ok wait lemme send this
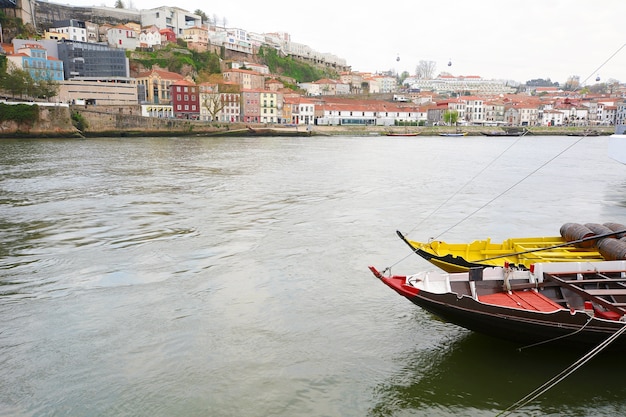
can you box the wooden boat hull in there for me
[369,262,626,349]
[398,231,614,273]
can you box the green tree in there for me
[114,0,125,9]
[443,109,459,126]
[1,68,31,99]
[194,9,209,24]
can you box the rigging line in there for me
[497,324,626,417]
[517,316,594,351]
[579,42,626,87]
[404,136,525,238]
[433,136,586,240]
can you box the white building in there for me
[107,25,139,50]
[139,26,161,48]
[50,19,87,42]
[140,6,201,38]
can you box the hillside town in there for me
[1,0,626,132]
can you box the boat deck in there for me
[479,291,563,312]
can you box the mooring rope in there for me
[517,316,594,351]
[496,324,626,416]
[404,136,525,238]
[433,136,586,240]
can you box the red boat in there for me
[369,260,626,350]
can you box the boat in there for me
[244,126,313,137]
[481,131,526,137]
[439,132,467,137]
[397,222,626,273]
[368,259,626,349]
[385,132,419,137]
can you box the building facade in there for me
[171,79,200,118]
[135,68,183,104]
[56,39,128,79]
[7,43,64,81]
[140,6,201,38]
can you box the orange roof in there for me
[135,68,184,80]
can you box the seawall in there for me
[0,103,616,138]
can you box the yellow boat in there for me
[398,223,626,273]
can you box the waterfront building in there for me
[259,91,280,123]
[141,104,174,118]
[171,79,200,119]
[58,77,139,105]
[6,43,64,81]
[56,39,129,79]
[135,68,184,104]
[615,101,626,133]
[198,83,241,122]
[241,90,261,123]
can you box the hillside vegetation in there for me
[129,42,338,83]
[257,46,339,82]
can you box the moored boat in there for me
[481,131,526,137]
[398,222,626,273]
[369,260,626,349]
[439,132,467,137]
[385,132,419,137]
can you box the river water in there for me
[0,135,625,417]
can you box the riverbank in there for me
[0,103,615,138]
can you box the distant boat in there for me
[481,131,526,137]
[385,132,419,137]
[439,132,467,137]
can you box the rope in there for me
[497,323,626,416]
[517,316,594,351]
[433,136,585,240]
[404,136,525,238]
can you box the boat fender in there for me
[584,301,594,317]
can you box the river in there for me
[0,135,625,417]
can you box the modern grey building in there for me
[56,39,129,79]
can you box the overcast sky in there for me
[67,0,626,85]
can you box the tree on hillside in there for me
[195,9,209,24]
[415,60,436,79]
[564,75,580,91]
[114,0,125,9]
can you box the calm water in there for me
[0,135,625,417]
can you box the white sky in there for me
[67,0,626,85]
